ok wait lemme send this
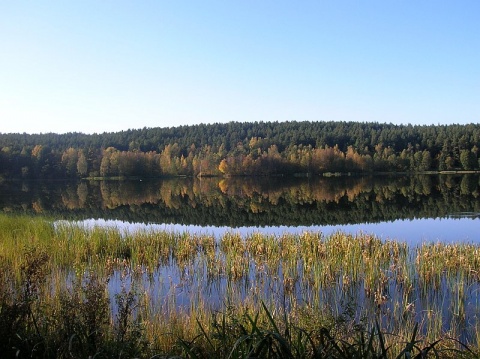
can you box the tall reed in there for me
[0,213,479,357]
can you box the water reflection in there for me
[3,175,480,341]
[3,174,476,243]
[74,216,480,246]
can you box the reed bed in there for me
[0,213,479,358]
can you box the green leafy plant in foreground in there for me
[178,302,475,359]
[0,247,49,357]
[2,216,480,358]
[1,253,479,358]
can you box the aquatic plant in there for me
[1,213,480,357]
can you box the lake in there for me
[2,174,480,347]
[1,174,479,244]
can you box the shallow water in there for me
[75,215,480,246]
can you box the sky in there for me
[1,1,479,134]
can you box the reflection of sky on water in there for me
[77,216,480,246]
[72,216,480,343]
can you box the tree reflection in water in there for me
[1,174,479,243]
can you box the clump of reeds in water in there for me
[0,213,480,358]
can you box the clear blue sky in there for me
[1,1,479,134]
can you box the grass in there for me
[0,213,480,358]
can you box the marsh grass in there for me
[1,213,480,357]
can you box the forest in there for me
[1,121,480,179]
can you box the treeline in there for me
[1,121,480,179]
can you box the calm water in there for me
[3,174,480,341]
[1,174,479,244]
[77,216,480,246]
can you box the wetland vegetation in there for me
[1,214,480,358]
[2,135,480,356]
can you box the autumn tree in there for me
[77,151,88,177]
[61,148,79,177]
